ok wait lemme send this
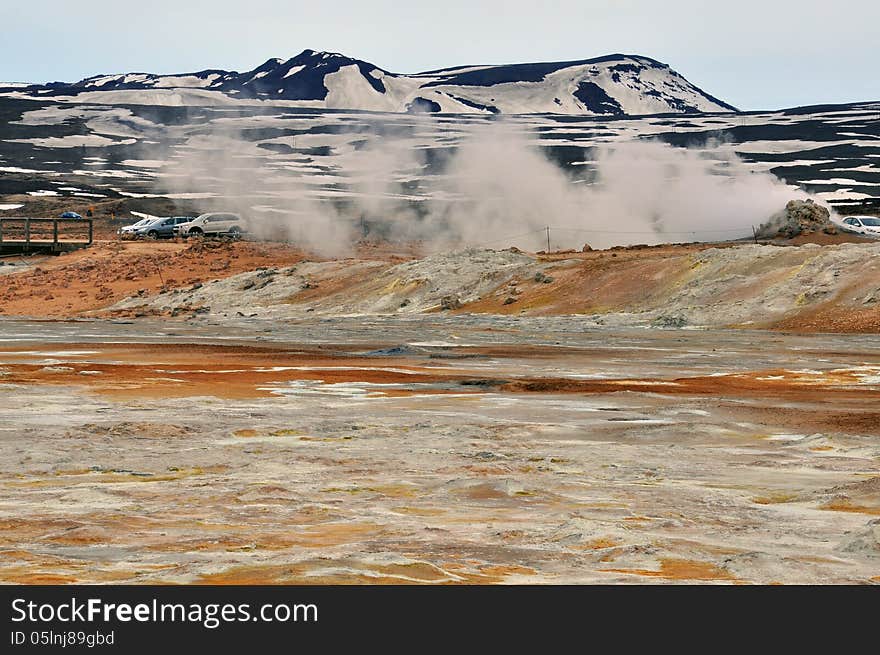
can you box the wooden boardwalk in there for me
[0,217,93,256]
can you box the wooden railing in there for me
[0,218,93,254]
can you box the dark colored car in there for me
[138,216,195,239]
[60,211,83,219]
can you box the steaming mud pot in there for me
[0,317,878,584]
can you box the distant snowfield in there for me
[0,166,51,174]
[14,106,110,125]
[72,169,139,179]
[116,191,219,199]
[0,203,24,210]
[152,74,220,89]
[801,178,878,186]
[120,160,166,168]
[816,189,875,200]
[828,164,880,173]
[770,160,838,167]
[728,140,855,154]
[5,135,137,148]
[45,89,244,107]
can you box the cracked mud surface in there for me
[1,316,878,584]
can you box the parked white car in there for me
[839,215,880,237]
[175,212,246,238]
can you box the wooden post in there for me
[24,219,30,254]
[88,219,93,245]
[546,226,550,253]
[53,219,59,245]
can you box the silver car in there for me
[135,216,194,239]
[175,212,246,238]
[117,217,159,239]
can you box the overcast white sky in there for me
[2,0,878,110]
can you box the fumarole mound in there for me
[758,199,836,238]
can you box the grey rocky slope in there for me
[108,242,880,330]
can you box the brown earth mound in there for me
[0,240,306,317]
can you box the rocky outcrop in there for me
[758,199,836,238]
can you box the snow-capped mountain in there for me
[4,50,737,116]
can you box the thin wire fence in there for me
[472,224,755,249]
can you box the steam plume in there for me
[151,116,816,252]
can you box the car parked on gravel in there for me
[174,212,246,238]
[137,216,196,239]
[840,216,880,237]
[60,211,83,219]
[117,216,160,239]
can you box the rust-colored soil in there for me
[0,343,463,399]
[462,247,696,316]
[502,369,880,406]
[773,301,880,333]
[3,343,879,408]
[0,240,306,317]
[195,560,537,585]
[604,558,738,581]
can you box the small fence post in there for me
[24,219,30,254]
[53,219,59,245]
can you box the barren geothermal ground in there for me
[0,301,879,584]
[2,53,879,587]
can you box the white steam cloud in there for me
[153,117,814,253]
